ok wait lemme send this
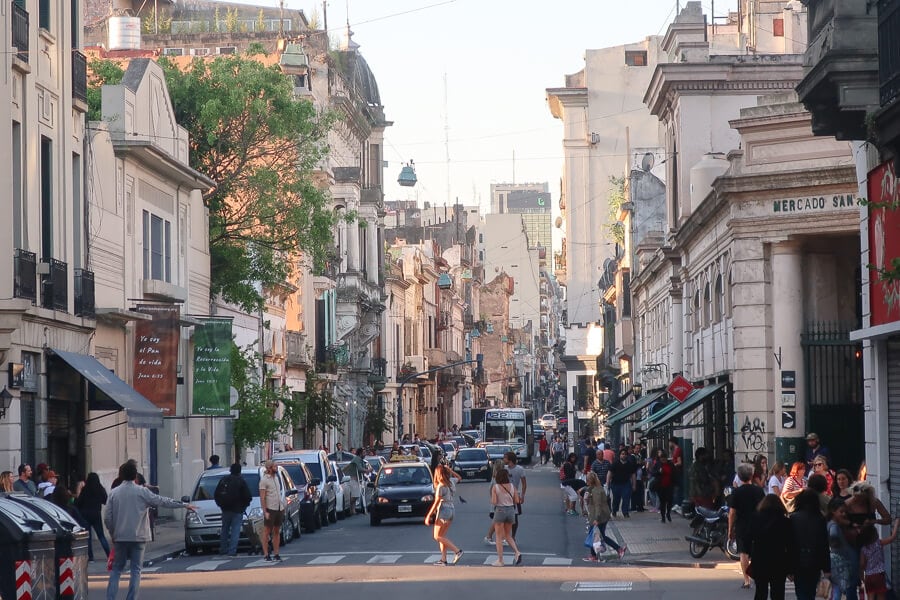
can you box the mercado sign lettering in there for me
[772,193,856,214]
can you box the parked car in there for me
[332,462,355,519]
[451,447,492,481]
[368,462,435,526]
[182,465,302,555]
[540,413,557,429]
[364,455,387,478]
[273,460,323,533]
[460,429,481,443]
[273,449,339,524]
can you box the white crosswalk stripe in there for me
[307,555,344,565]
[186,560,227,571]
[542,557,572,566]
[367,554,401,564]
[424,554,444,563]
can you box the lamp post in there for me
[0,387,12,419]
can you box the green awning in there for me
[605,389,668,426]
[634,398,681,431]
[644,382,728,435]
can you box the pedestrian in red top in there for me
[539,437,549,465]
[652,450,675,522]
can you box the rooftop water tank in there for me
[689,153,729,211]
[108,16,141,51]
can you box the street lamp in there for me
[632,383,643,398]
[0,387,13,420]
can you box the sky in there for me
[286,0,739,216]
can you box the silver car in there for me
[181,465,302,555]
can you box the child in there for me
[859,518,900,600]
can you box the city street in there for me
[89,463,745,598]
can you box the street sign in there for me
[667,375,694,403]
[782,410,796,429]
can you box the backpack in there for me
[214,475,240,510]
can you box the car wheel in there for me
[369,514,380,526]
[281,516,293,545]
[186,543,200,556]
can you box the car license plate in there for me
[464,470,476,475]
[398,505,412,513]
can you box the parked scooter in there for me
[684,488,739,560]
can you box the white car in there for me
[439,441,458,462]
[540,413,557,429]
[332,462,355,519]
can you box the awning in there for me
[644,382,728,435]
[605,389,668,426]
[50,349,164,429]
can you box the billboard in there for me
[506,190,551,213]
[133,305,180,415]
[868,161,900,327]
[192,319,233,416]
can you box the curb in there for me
[627,557,732,569]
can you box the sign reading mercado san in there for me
[192,319,233,415]
[771,193,856,214]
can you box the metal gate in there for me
[801,321,864,473]
[886,338,900,590]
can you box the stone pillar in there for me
[347,221,359,272]
[366,218,379,284]
[771,241,806,463]
[337,220,348,272]
[670,292,684,378]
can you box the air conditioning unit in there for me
[217,46,236,55]
[589,132,601,145]
[189,47,211,56]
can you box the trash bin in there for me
[4,494,89,600]
[0,497,57,600]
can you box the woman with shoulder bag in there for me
[490,469,522,567]
[581,472,625,562]
[424,465,462,566]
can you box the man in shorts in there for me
[503,452,527,539]
[259,460,285,562]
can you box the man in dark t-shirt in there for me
[606,450,637,518]
[728,464,765,588]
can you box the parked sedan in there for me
[368,462,435,526]
[182,465,302,555]
[451,447,491,481]
[275,461,323,533]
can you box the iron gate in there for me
[801,321,864,473]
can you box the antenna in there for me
[512,149,516,184]
[444,71,451,208]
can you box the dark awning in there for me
[644,382,728,435]
[605,388,668,426]
[50,348,164,429]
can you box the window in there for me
[693,290,701,332]
[714,275,724,323]
[71,0,78,47]
[13,122,23,249]
[142,210,172,282]
[625,50,648,66]
[773,18,784,37]
[162,48,184,56]
[41,137,53,259]
[72,153,82,267]
[703,282,711,327]
[39,0,50,29]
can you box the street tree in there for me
[298,371,344,448]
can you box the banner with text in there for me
[192,319,233,416]
[134,305,180,415]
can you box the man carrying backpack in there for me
[214,463,252,557]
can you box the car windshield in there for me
[457,449,487,461]
[305,462,323,480]
[441,443,454,451]
[377,466,431,487]
[192,472,260,501]
[279,464,308,486]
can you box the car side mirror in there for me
[181,496,191,503]
[309,477,321,487]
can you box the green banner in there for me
[192,319,233,416]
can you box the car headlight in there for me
[376,497,390,504]
[479,465,488,471]
[186,512,202,525]
[421,494,434,502]
[248,507,263,519]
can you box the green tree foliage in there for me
[606,175,626,246]
[363,397,392,444]
[255,9,266,32]
[86,59,125,122]
[157,52,336,312]
[299,372,344,441]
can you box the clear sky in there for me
[290,1,737,214]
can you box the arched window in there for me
[693,289,701,332]
[703,282,712,327]
[726,270,734,318]
[714,274,724,323]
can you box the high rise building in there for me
[489,183,551,251]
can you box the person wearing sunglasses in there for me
[811,457,835,497]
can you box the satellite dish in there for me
[641,152,655,172]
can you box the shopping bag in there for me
[592,526,606,554]
[815,578,832,599]
[584,526,595,549]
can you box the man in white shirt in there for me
[502,452,527,539]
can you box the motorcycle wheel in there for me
[724,537,740,561]
[688,524,710,559]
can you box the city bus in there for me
[483,408,534,464]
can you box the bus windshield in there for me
[484,418,526,444]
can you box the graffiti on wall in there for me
[738,414,768,462]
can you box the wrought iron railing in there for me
[41,258,67,311]
[72,50,87,103]
[14,249,37,302]
[879,0,900,106]
[12,2,28,63]
[74,268,94,318]
[371,357,387,378]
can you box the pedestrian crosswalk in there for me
[148,552,596,572]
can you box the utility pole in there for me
[444,71,451,208]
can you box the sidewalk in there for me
[605,507,737,569]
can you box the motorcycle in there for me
[684,502,740,560]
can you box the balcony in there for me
[462,314,474,331]
[796,0,880,140]
[12,2,28,64]
[285,331,311,368]
[436,310,451,331]
[41,258,67,311]
[14,249,37,303]
[74,268,95,318]
[72,50,87,106]
[874,0,900,158]
[368,357,387,391]
[317,346,339,375]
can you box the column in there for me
[366,218,379,284]
[771,241,805,463]
[347,220,359,272]
[670,293,684,378]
